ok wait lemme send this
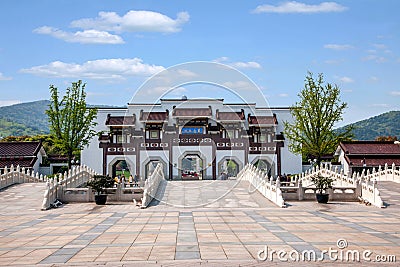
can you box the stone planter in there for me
[316,193,329,203]
[94,194,107,205]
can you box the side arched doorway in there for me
[252,159,273,178]
[217,156,243,178]
[108,157,135,178]
[142,156,168,180]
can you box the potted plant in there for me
[87,175,114,205]
[311,174,333,203]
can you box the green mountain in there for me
[337,111,400,140]
[0,100,124,138]
[0,100,50,137]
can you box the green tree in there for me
[283,72,353,163]
[46,80,98,169]
[375,135,398,141]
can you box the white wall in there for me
[81,108,127,174]
[337,149,350,174]
[272,108,303,175]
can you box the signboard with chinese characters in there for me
[181,127,204,134]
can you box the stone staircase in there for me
[147,179,276,209]
[375,181,400,208]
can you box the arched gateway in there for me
[83,98,302,180]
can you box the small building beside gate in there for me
[0,141,46,174]
[335,141,400,175]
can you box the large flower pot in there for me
[94,194,107,205]
[316,193,329,204]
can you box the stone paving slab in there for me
[0,181,399,266]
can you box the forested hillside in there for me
[0,100,50,137]
[0,100,122,138]
[337,111,400,140]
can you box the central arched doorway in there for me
[181,154,203,180]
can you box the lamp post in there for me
[71,159,80,170]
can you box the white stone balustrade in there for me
[141,163,164,208]
[237,163,285,208]
[291,162,400,208]
[0,165,45,190]
[41,165,96,210]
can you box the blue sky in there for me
[0,0,399,126]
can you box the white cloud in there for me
[0,72,12,81]
[70,10,189,33]
[0,100,21,107]
[278,93,289,97]
[20,58,165,79]
[372,43,387,50]
[371,44,391,54]
[362,44,394,63]
[230,61,261,69]
[214,57,229,63]
[324,59,344,64]
[369,76,379,82]
[170,87,188,96]
[136,86,187,96]
[253,1,347,14]
[370,103,390,108]
[362,55,387,63]
[176,69,198,77]
[222,81,256,91]
[390,91,400,96]
[213,57,262,69]
[324,44,354,50]
[33,26,124,44]
[338,76,354,83]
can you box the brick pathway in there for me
[0,180,399,266]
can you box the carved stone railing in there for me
[237,163,285,208]
[290,163,400,208]
[141,163,164,208]
[0,165,45,190]
[41,165,96,210]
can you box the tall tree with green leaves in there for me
[46,80,98,169]
[284,72,353,163]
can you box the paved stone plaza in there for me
[0,180,399,266]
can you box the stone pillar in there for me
[298,180,304,200]
[102,146,107,176]
[136,141,140,178]
[168,137,173,180]
[276,141,284,177]
[212,143,216,180]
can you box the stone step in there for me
[148,179,276,209]
[376,181,400,208]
